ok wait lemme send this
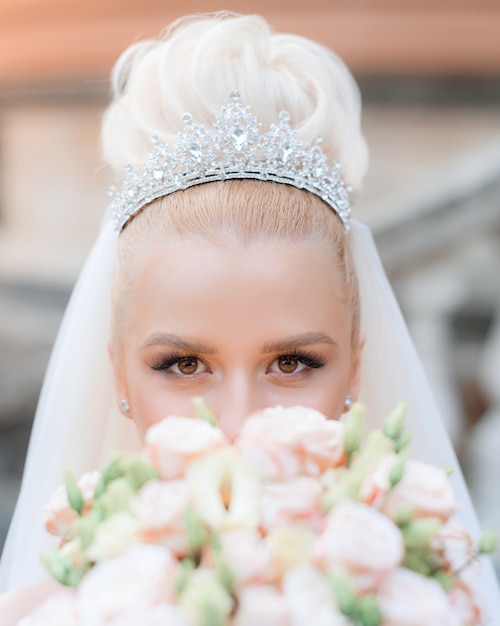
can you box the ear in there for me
[108,343,132,419]
[347,330,365,403]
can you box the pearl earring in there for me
[121,399,130,414]
[344,395,353,411]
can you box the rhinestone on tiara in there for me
[110,91,352,232]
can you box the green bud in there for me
[192,397,217,425]
[393,505,413,527]
[394,430,412,454]
[75,510,100,548]
[433,570,456,593]
[357,594,382,626]
[383,402,408,440]
[442,464,454,477]
[185,506,208,552]
[402,518,442,550]
[331,571,357,615]
[478,530,498,554]
[95,477,134,520]
[64,469,84,515]
[175,558,196,595]
[389,456,406,487]
[40,549,72,586]
[343,403,365,456]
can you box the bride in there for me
[1,12,499,623]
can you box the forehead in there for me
[123,238,351,349]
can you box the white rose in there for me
[18,590,79,626]
[316,501,404,592]
[131,479,190,556]
[86,512,140,562]
[383,459,455,522]
[283,566,349,626]
[78,544,177,626]
[378,567,459,626]
[233,585,289,626]
[144,416,227,479]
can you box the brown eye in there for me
[176,357,200,375]
[276,355,300,374]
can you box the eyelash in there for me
[150,350,327,374]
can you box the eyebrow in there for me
[142,331,336,354]
[261,332,337,353]
[141,333,217,354]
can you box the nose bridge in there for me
[213,367,260,441]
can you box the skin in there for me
[111,238,363,441]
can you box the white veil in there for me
[1,217,499,618]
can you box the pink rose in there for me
[44,471,100,539]
[18,590,79,626]
[382,459,455,522]
[315,501,404,592]
[77,545,177,625]
[430,519,474,571]
[283,566,348,626]
[144,416,227,479]
[236,406,345,481]
[131,479,190,556]
[378,567,459,626]
[449,573,484,626]
[260,477,322,532]
[218,529,271,587]
[233,585,290,626]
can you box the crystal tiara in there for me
[110,91,352,232]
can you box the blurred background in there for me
[0,0,499,574]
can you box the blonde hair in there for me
[104,14,366,350]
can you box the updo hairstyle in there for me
[102,14,368,351]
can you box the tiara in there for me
[110,91,352,232]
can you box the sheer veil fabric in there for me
[1,219,499,618]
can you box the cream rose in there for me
[44,471,100,539]
[266,527,316,582]
[233,585,289,626]
[18,590,79,626]
[382,459,455,522]
[131,479,190,556]
[187,448,261,531]
[144,416,227,479]
[283,566,349,626]
[78,544,177,625]
[260,477,322,532]
[378,567,458,626]
[236,406,345,481]
[315,501,404,592]
[86,512,140,562]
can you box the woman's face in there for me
[111,238,362,440]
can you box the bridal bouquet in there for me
[22,403,495,626]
